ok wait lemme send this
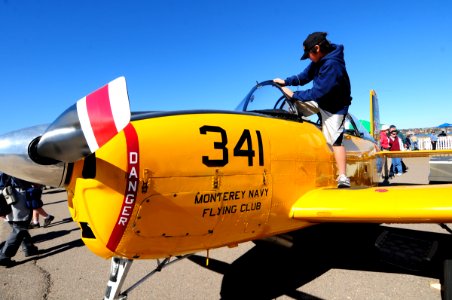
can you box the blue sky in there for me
[1,0,451,134]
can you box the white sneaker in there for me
[337,174,350,188]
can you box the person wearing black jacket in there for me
[0,173,39,267]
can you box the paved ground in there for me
[1,157,452,299]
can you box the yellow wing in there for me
[376,149,452,158]
[290,184,452,223]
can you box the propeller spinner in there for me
[0,77,131,187]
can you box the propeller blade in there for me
[36,77,131,162]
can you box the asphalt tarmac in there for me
[1,157,452,300]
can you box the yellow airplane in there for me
[0,77,452,299]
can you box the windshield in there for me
[235,80,302,121]
[236,80,314,122]
[235,81,290,112]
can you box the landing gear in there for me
[103,255,192,300]
[380,155,390,186]
[104,258,133,300]
[442,259,452,300]
[440,224,452,300]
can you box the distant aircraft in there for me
[1,77,452,299]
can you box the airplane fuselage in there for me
[66,110,378,259]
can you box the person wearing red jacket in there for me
[380,124,390,150]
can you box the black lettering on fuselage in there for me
[202,205,237,217]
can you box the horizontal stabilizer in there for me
[291,184,452,223]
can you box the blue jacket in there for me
[0,173,32,190]
[284,44,352,114]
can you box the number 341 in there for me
[199,125,264,167]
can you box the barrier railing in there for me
[417,136,452,150]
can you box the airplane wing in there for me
[290,184,452,223]
[376,149,452,158]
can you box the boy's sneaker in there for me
[337,174,351,188]
[43,215,54,228]
[29,222,40,229]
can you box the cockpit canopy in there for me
[236,80,375,142]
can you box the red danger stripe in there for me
[86,84,118,147]
[106,123,140,252]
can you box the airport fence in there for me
[417,136,452,150]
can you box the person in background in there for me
[273,32,352,188]
[410,133,419,150]
[389,125,408,150]
[405,133,412,150]
[377,124,390,175]
[388,126,405,176]
[380,124,390,150]
[430,131,438,150]
[27,184,54,229]
[438,130,447,137]
[0,173,39,267]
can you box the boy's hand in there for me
[273,78,286,86]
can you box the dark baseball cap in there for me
[300,32,328,60]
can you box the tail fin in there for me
[369,90,380,141]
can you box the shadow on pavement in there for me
[189,223,452,300]
[12,218,84,266]
[12,237,84,267]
